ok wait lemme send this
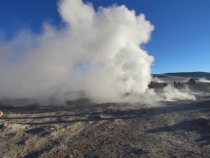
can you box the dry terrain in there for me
[1,73,210,158]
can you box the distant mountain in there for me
[164,72,210,79]
[153,72,210,79]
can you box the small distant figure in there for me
[163,82,167,86]
[149,81,153,88]
[174,81,176,86]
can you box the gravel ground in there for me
[0,93,210,158]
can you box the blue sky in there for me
[0,0,210,74]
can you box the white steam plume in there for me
[160,85,196,101]
[0,0,154,103]
[197,78,210,83]
[0,0,195,104]
[152,77,164,83]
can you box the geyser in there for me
[0,0,154,103]
[0,0,195,104]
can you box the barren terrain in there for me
[1,73,210,158]
[0,93,210,158]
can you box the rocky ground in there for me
[0,92,210,158]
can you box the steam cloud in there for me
[197,78,210,83]
[0,0,195,104]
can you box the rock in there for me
[0,123,6,131]
[193,118,209,125]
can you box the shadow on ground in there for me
[147,117,210,146]
[1,99,209,124]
